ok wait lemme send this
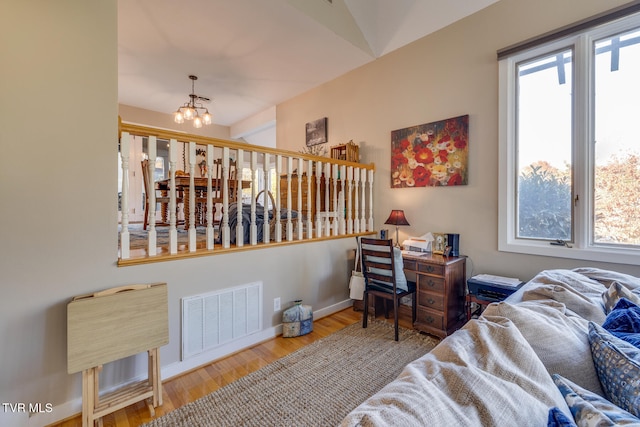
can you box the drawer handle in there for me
[425,265,435,273]
[427,279,436,287]
[425,316,435,324]
[427,298,436,305]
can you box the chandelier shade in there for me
[173,75,212,128]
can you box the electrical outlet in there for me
[274,297,281,312]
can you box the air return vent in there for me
[182,282,262,360]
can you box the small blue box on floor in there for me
[467,275,525,302]
[282,300,313,337]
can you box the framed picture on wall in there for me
[306,117,328,146]
[390,114,469,188]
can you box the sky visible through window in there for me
[517,29,640,173]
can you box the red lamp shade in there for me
[384,210,410,226]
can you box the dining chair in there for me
[141,159,183,230]
[360,237,417,341]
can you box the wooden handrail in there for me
[119,122,375,171]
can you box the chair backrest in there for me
[212,158,239,204]
[141,159,151,201]
[360,238,409,292]
[228,159,238,203]
[360,238,397,292]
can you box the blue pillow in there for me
[589,322,640,417]
[552,373,640,426]
[603,298,640,348]
[547,406,576,427]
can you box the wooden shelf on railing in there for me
[330,141,359,162]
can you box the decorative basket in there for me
[282,300,313,338]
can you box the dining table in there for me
[156,175,251,230]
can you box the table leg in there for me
[161,190,168,223]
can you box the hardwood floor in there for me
[50,306,414,427]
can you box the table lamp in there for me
[384,210,410,247]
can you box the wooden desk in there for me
[157,176,250,229]
[402,253,466,338]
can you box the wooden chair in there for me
[360,238,417,341]
[141,159,182,230]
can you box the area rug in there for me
[142,318,439,427]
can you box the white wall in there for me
[276,0,640,281]
[0,2,354,425]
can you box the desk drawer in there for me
[418,275,444,293]
[418,262,444,276]
[403,260,417,271]
[417,290,444,311]
[416,308,444,330]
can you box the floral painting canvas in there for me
[391,115,469,188]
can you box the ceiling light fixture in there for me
[173,75,212,128]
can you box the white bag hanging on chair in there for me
[349,239,365,300]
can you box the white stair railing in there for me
[118,123,375,262]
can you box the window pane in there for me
[593,29,640,246]
[516,50,573,240]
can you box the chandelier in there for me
[173,75,212,128]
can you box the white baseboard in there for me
[32,299,353,427]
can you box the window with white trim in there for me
[498,11,640,265]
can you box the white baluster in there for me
[306,159,313,239]
[262,153,271,244]
[315,160,323,238]
[332,164,339,236]
[226,147,234,248]
[275,155,282,242]
[360,168,367,233]
[188,142,197,252]
[119,132,131,259]
[347,166,353,235]
[324,162,331,234]
[147,136,157,256]
[206,145,215,250]
[169,139,178,254]
[286,157,293,241]
[250,151,258,245]
[297,157,303,240]
[353,167,360,233]
[222,147,230,247]
[368,169,374,231]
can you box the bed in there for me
[340,267,640,426]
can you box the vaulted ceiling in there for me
[118,0,499,127]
